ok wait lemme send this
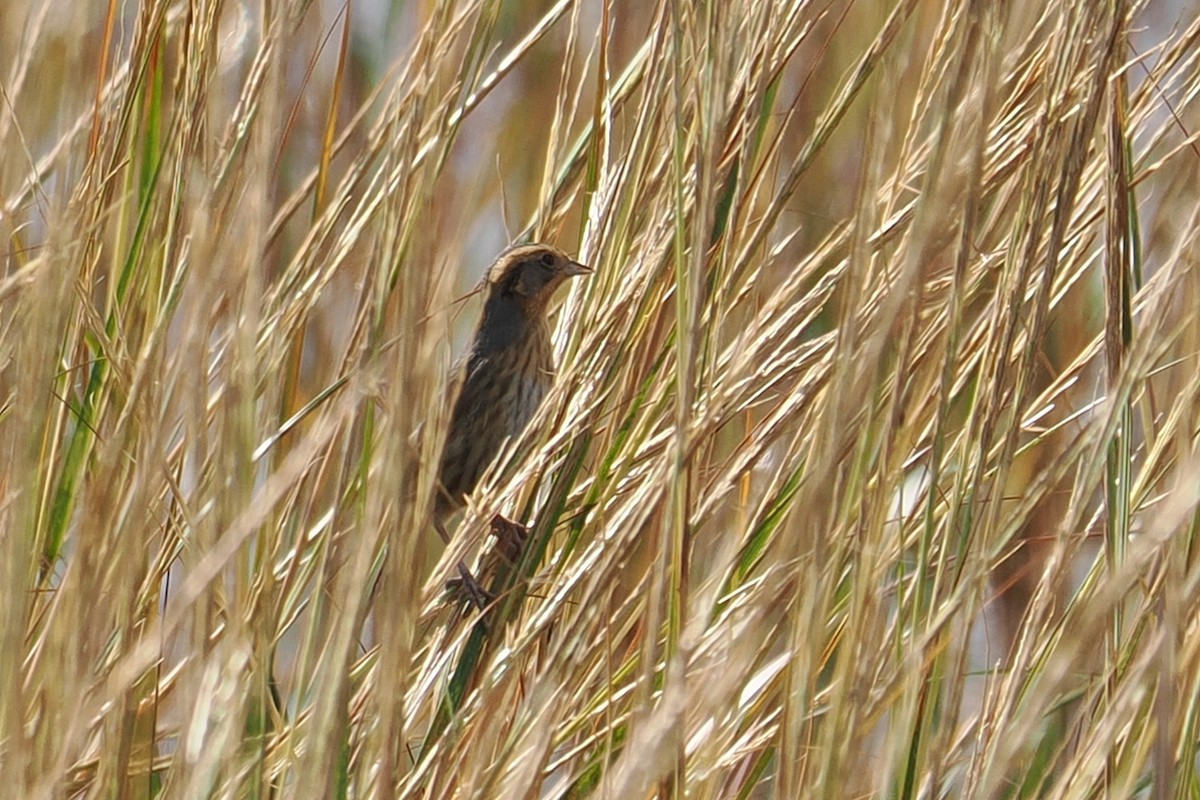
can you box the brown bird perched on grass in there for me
[435,243,591,604]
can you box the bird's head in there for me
[485,244,591,314]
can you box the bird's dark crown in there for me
[485,244,590,308]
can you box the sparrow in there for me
[435,243,590,605]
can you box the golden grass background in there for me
[3,0,1200,797]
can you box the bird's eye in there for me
[539,252,556,268]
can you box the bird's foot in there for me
[441,516,530,610]
[444,560,494,610]
[488,513,530,564]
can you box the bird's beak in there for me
[562,260,592,277]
